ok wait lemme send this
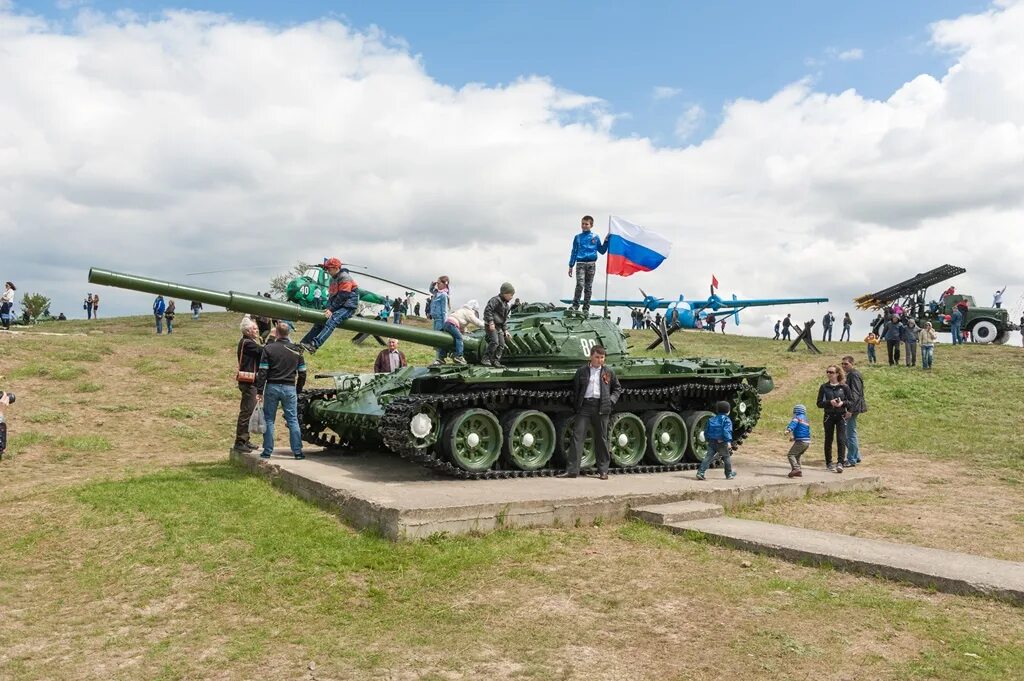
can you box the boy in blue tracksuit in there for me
[567,215,608,314]
[784,404,812,477]
[696,401,737,480]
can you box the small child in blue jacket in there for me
[696,401,737,480]
[785,404,812,478]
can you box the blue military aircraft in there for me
[564,288,828,328]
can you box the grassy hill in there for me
[1,313,1022,680]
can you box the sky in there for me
[1,0,1022,339]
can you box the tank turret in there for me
[90,267,774,479]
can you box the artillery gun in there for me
[854,264,1018,344]
[89,268,774,479]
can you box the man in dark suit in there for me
[558,344,623,480]
[373,338,408,373]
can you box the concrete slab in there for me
[230,448,880,540]
[628,501,724,524]
[668,517,1024,605]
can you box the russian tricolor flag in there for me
[605,216,672,277]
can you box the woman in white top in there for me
[1,281,15,330]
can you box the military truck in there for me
[854,264,1018,344]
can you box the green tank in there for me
[89,268,774,479]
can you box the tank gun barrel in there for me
[87,268,482,358]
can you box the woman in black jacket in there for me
[816,365,851,473]
[233,318,264,453]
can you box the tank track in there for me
[377,382,748,480]
[298,388,346,449]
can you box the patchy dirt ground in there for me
[1,316,1022,680]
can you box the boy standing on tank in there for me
[696,401,737,480]
[482,283,515,367]
[784,404,811,477]
[567,215,609,314]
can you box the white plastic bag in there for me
[248,407,266,434]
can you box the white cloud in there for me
[1,2,1023,342]
[652,86,681,100]
[673,104,705,141]
[837,47,864,61]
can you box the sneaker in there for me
[244,442,259,452]
[826,464,836,472]
[430,359,446,367]
[846,460,857,467]
[491,361,506,369]
[787,469,802,478]
[298,342,317,354]
[726,471,737,480]
[480,359,494,367]
[835,464,844,473]
[294,453,305,460]
[695,471,706,481]
[259,452,272,459]
[452,356,467,365]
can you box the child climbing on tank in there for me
[696,401,737,481]
[441,300,485,366]
[784,404,811,478]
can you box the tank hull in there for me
[302,359,770,478]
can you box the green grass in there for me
[159,406,211,420]
[96,404,141,413]
[59,346,115,362]
[759,349,1024,472]
[61,464,556,670]
[54,435,112,452]
[74,381,102,393]
[24,410,70,425]
[9,362,88,381]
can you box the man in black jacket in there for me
[821,311,835,341]
[841,355,867,466]
[482,282,515,367]
[256,322,307,460]
[558,345,623,480]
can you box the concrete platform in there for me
[628,500,725,524]
[230,448,880,540]
[666,517,1024,605]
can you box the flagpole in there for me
[603,215,610,319]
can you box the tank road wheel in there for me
[408,403,440,450]
[971,320,998,344]
[642,411,688,465]
[608,413,646,468]
[501,410,556,471]
[729,385,762,438]
[681,410,714,462]
[553,414,595,470]
[442,408,503,472]
[994,329,1010,345]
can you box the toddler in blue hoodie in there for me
[696,401,737,481]
[785,404,812,478]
